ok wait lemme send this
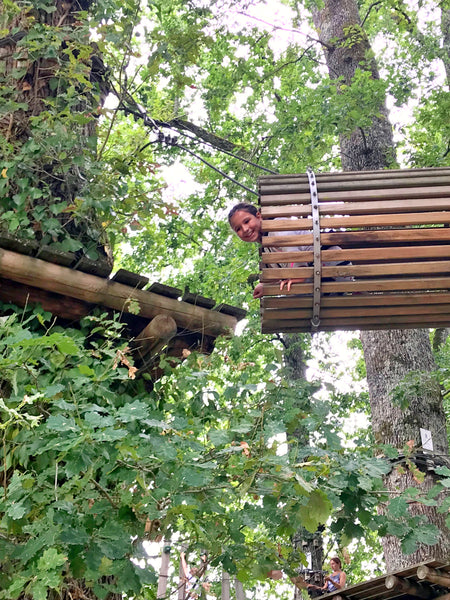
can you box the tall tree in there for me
[310,0,450,569]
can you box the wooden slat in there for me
[264,303,450,320]
[261,261,450,280]
[261,245,450,265]
[262,212,450,232]
[261,276,450,295]
[259,175,450,194]
[261,228,450,247]
[262,313,450,332]
[262,292,450,309]
[259,167,450,185]
[259,185,450,205]
[261,197,450,219]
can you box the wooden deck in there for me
[322,561,450,600]
[259,167,450,333]
[0,236,246,378]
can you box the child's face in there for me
[229,209,262,243]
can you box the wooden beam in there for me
[262,292,450,310]
[0,249,236,337]
[0,278,92,320]
[235,578,245,600]
[385,575,434,598]
[261,276,450,295]
[417,565,450,588]
[259,167,450,187]
[261,260,450,280]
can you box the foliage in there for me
[2,0,450,596]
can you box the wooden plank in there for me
[261,261,450,280]
[263,321,450,333]
[0,234,38,255]
[262,313,450,332]
[73,255,112,277]
[111,269,149,289]
[259,185,450,205]
[263,303,450,320]
[261,198,450,219]
[35,245,74,267]
[182,291,216,309]
[259,176,450,195]
[262,292,450,309]
[262,212,450,233]
[0,249,237,337]
[259,168,450,185]
[261,245,450,265]
[262,228,450,247]
[261,276,450,295]
[147,282,182,298]
[214,303,247,320]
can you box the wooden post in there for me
[221,571,231,600]
[157,541,171,599]
[235,578,245,600]
[133,314,178,362]
[178,548,188,600]
[385,575,433,598]
[417,566,450,588]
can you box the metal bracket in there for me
[307,168,321,329]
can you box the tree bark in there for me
[0,0,111,264]
[310,0,450,571]
[442,8,450,86]
[282,333,325,599]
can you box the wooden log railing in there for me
[417,565,450,589]
[259,167,450,333]
[385,575,434,598]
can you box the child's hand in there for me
[279,278,306,292]
[253,283,264,298]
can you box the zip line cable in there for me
[166,136,259,197]
[120,102,274,192]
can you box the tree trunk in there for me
[0,0,111,264]
[442,8,450,86]
[310,0,450,571]
[282,333,325,598]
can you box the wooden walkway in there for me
[322,561,450,600]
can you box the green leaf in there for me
[46,415,80,433]
[6,501,28,520]
[298,490,332,533]
[387,496,409,518]
[37,548,67,571]
[78,364,95,376]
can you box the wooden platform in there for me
[0,238,246,377]
[259,167,450,333]
[321,561,450,600]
